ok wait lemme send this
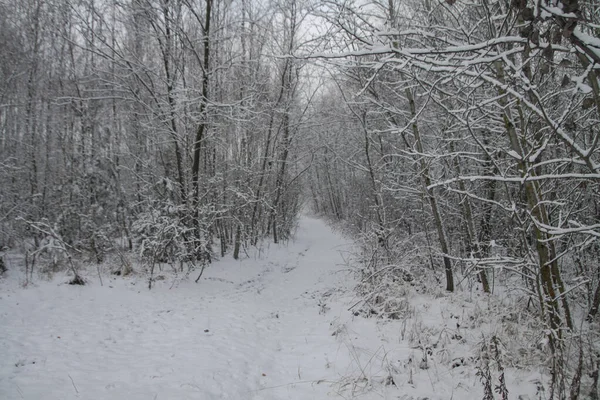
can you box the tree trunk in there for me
[406,87,454,292]
[495,60,572,332]
[449,140,490,293]
[192,0,213,206]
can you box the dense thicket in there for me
[0,0,311,279]
[305,0,600,397]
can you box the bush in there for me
[132,202,211,288]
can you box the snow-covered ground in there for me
[1,216,540,399]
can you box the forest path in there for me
[0,216,374,400]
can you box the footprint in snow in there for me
[281,264,296,273]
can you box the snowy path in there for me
[0,216,363,400]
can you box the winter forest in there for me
[1,0,599,398]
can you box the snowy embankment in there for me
[1,216,539,399]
